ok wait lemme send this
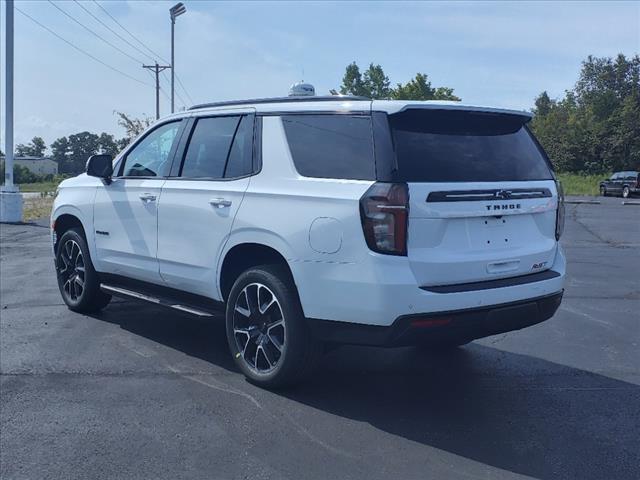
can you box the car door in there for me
[93,120,185,283]
[612,173,623,194]
[157,110,257,298]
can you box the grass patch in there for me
[556,173,607,196]
[23,196,54,222]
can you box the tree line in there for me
[3,54,638,181]
[1,112,152,180]
[530,54,639,174]
[332,62,460,101]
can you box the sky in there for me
[1,0,639,150]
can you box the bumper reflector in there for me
[410,317,452,328]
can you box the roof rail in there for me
[188,95,370,111]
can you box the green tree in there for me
[50,136,71,173]
[337,62,368,97]
[66,132,101,174]
[531,54,640,173]
[98,132,120,157]
[334,62,460,101]
[363,64,391,99]
[50,130,127,174]
[115,111,153,145]
[392,73,461,101]
[15,136,47,157]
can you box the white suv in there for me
[52,96,566,387]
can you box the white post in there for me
[1,0,23,223]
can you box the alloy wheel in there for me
[57,239,85,302]
[232,283,286,374]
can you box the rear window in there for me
[282,114,375,180]
[388,109,553,182]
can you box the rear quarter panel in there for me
[219,116,374,300]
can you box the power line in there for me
[175,74,194,105]
[47,0,145,65]
[15,7,151,87]
[92,0,168,64]
[161,70,187,108]
[72,0,156,63]
[92,0,194,105]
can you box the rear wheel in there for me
[622,186,630,198]
[56,228,111,313]
[225,265,321,389]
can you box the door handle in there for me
[139,193,157,203]
[209,198,232,208]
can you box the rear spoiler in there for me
[374,100,532,120]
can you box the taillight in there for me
[555,179,565,240]
[359,182,409,255]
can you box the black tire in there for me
[600,185,607,197]
[225,264,321,389]
[55,228,111,313]
[622,186,630,199]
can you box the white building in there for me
[1,156,58,176]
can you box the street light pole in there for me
[1,0,23,223]
[170,17,175,113]
[169,3,186,113]
[4,0,15,189]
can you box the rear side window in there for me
[388,110,553,182]
[224,115,254,178]
[180,115,254,179]
[282,114,375,180]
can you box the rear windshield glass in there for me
[388,109,553,182]
[282,114,375,180]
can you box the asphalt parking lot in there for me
[1,196,639,480]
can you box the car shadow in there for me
[94,300,639,480]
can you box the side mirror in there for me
[86,154,113,183]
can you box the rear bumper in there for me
[292,245,566,326]
[308,291,563,346]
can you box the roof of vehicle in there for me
[183,96,532,118]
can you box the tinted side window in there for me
[121,121,180,177]
[224,115,254,178]
[282,115,375,180]
[181,116,240,179]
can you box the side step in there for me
[100,284,219,317]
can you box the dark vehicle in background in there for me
[599,171,640,198]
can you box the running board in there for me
[100,284,217,317]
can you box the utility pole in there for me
[169,3,186,113]
[1,0,23,223]
[143,63,171,120]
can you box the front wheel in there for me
[55,228,111,313]
[225,265,321,388]
[600,185,607,197]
